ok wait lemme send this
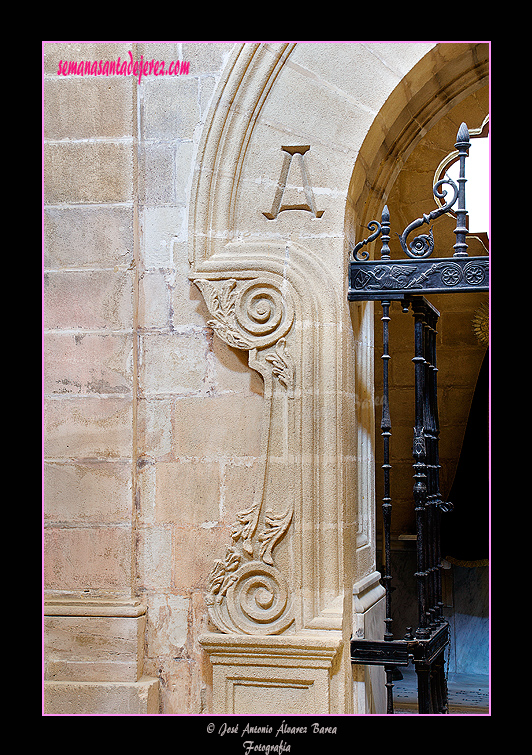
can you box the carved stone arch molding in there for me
[190,42,489,714]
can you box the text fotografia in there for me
[56,51,190,83]
[208,720,338,752]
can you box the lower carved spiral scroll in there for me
[205,505,294,635]
[211,561,293,635]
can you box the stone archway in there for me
[190,42,489,715]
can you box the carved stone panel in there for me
[191,238,349,636]
[192,273,296,634]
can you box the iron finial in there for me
[453,122,470,258]
[455,122,470,149]
[380,205,391,260]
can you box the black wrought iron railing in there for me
[348,123,489,714]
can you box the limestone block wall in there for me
[44,42,137,597]
[43,41,237,714]
[129,43,245,713]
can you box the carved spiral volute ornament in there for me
[225,562,292,635]
[237,282,289,341]
[193,277,294,351]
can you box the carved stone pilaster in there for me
[191,239,349,640]
[192,273,297,635]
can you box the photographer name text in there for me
[206,719,338,753]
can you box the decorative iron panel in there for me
[348,255,488,300]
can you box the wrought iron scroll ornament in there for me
[396,175,458,258]
[352,219,383,261]
[348,123,489,301]
[349,123,489,714]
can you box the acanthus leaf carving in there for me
[193,278,254,350]
[206,546,242,601]
[264,338,294,391]
[258,506,293,566]
[230,501,261,558]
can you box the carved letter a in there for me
[263,146,324,220]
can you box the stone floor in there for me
[392,667,489,715]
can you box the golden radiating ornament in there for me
[472,301,489,346]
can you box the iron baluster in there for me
[427,309,446,624]
[412,304,430,638]
[379,207,396,714]
[381,300,393,644]
[381,211,395,711]
[380,205,391,261]
[423,311,437,629]
[377,207,395,712]
[380,300,395,713]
